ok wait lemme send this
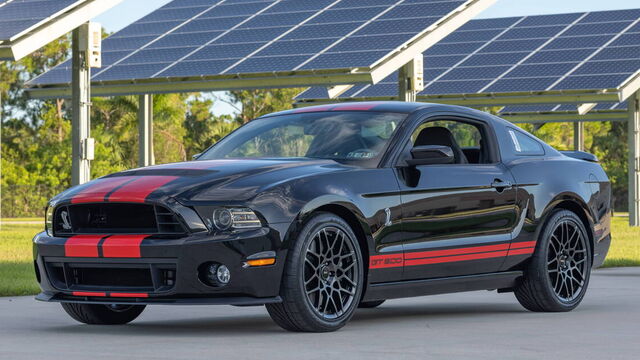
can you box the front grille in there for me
[54,203,186,236]
[45,260,176,293]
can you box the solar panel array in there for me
[297,8,640,100]
[499,102,627,114]
[30,0,472,86]
[0,0,78,41]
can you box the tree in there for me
[228,88,302,123]
[184,96,237,158]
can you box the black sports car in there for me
[34,102,612,332]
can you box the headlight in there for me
[45,206,54,236]
[211,207,261,231]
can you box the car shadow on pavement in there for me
[41,301,530,337]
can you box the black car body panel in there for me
[34,102,612,305]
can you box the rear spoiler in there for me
[560,151,598,163]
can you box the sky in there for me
[93,0,640,115]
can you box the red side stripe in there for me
[72,291,106,297]
[108,176,178,203]
[509,241,537,249]
[507,247,535,256]
[71,177,135,203]
[102,235,149,258]
[369,242,538,269]
[64,235,104,257]
[404,243,511,260]
[110,293,149,298]
[405,250,509,267]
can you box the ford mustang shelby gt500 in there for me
[34,102,611,332]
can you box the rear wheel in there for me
[266,213,364,332]
[358,300,385,308]
[61,303,145,325]
[515,209,591,312]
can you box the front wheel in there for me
[266,212,364,332]
[514,209,592,312]
[61,303,146,325]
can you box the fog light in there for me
[202,263,230,287]
[216,265,230,284]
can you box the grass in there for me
[0,222,42,296]
[1,217,43,222]
[0,216,638,297]
[599,216,640,268]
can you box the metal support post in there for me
[573,121,584,151]
[71,26,92,185]
[138,94,154,167]
[629,90,640,226]
[398,56,424,102]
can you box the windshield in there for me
[199,111,406,164]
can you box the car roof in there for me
[260,101,434,118]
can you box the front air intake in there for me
[54,203,186,236]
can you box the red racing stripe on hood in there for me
[102,235,149,258]
[107,176,178,203]
[71,177,136,203]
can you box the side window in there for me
[507,129,544,155]
[402,119,491,164]
[412,120,482,148]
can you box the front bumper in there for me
[33,224,290,305]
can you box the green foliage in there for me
[184,95,239,159]
[229,88,302,123]
[518,121,629,210]
[1,37,300,217]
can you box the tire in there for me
[514,209,592,312]
[358,300,385,309]
[266,212,364,332]
[61,303,146,325]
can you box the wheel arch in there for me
[283,197,375,291]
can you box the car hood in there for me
[53,159,351,205]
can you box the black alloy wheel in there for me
[547,219,589,302]
[303,226,359,319]
[515,209,592,312]
[266,212,364,332]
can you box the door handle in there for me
[491,179,512,191]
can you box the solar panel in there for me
[28,0,484,92]
[0,0,77,41]
[297,8,640,100]
[0,0,122,61]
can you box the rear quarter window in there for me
[507,128,544,156]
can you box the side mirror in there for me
[192,153,202,160]
[407,145,454,166]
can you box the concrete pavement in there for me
[0,267,638,359]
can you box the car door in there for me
[396,115,519,280]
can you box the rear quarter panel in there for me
[501,155,612,270]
